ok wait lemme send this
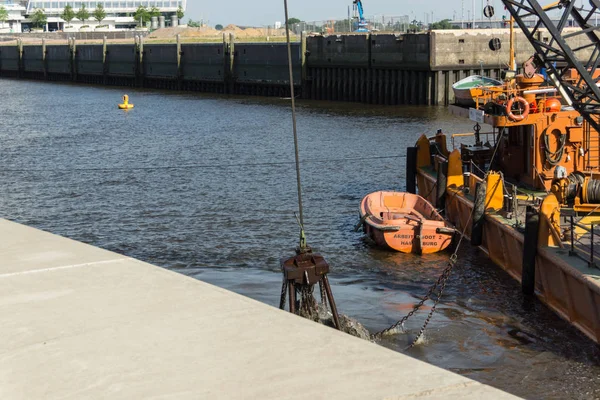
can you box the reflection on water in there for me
[0,79,599,399]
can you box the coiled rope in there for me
[543,131,566,166]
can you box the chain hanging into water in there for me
[371,128,507,348]
[283,0,304,238]
[279,278,288,310]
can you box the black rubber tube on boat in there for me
[406,147,418,194]
[522,206,539,295]
[436,160,448,212]
[471,182,486,247]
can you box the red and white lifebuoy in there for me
[506,96,530,121]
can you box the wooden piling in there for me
[176,34,182,90]
[138,35,144,87]
[102,36,107,85]
[42,38,47,80]
[228,33,235,94]
[301,31,307,98]
[18,39,23,78]
[70,38,77,82]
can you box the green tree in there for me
[187,19,201,27]
[61,5,75,26]
[0,6,8,29]
[430,19,453,30]
[215,24,223,30]
[408,19,423,32]
[287,17,301,26]
[176,5,184,20]
[93,4,106,24]
[75,4,89,24]
[149,6,160,18]
[31,8,47,29]
[133,5,150,26]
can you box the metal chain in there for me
[319,281,328,310]
[299,284,319,320]
[279,279,288,310]
[370,254,456,339]
[404,257,455,349]
[371,134,505,345]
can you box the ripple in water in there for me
[0,79,598,399]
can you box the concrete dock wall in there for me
[0,219,518,399]
[430,28,593,105]
[0,29,587,105]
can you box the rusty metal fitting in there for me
[281,251,330,286]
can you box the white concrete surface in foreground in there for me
[0,219,519,399]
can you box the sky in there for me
[184,0,506,27]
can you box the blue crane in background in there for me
[352,0,369,32]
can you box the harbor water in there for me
[0,79,599,399]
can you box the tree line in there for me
[19,4,184,29]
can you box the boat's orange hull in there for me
[417,168,600,344]
[359,191,454,254]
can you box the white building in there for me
[0,0,186,32]
[0,2,27,32]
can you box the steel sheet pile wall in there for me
[233,43,301,97]
[105,44,138,86]
[305,33,433,105]
[180,43,225,93]
[46,45,71,79]
[143,44,179,88]
[76,45,104,79]
[3,30,569,105]
[22,45,44,79]
[0,46,20,76]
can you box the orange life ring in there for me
[506,96,530,121]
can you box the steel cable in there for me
[0,155,405,174]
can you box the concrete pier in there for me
[3,28,589,105]
[0,219,517,399]
[0,28,592,105]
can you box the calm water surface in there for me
[1,79,599,399]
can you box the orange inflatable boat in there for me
[359,191,454,254]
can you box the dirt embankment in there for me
[148,25,292,40]
[0,24,296,46]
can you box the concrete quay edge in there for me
[0,219,519,399]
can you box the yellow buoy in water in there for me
[118,94,134,110]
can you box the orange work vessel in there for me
[359,191,454,254]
